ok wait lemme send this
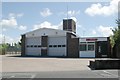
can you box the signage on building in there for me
[86,38,97,41]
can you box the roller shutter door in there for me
[48,37,66,57]
[26,37,41,56]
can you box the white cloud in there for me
[9,13,24,18]
[98,25,113,36]
[0,17,17,28]
[1,14,27,31]
[0,34,20,44]
[60,10,80,17]
[17,13,24,17]
[57,22,63,30]
[92,30,97,34]
[70,17,82,28]
[18,25,27,31]
[70,17,77,22]
[68,10,80,16]
[92,25,113,37]
[33,21,59,30]
[40,8,52,17]
[85,0,119,16]
[2,28,7,32]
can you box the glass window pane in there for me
[80,44,87,51]
[34,45,37,47]
[88,45,94,51]
[27,45,29,47]
[58,45,61,47]
[38,45,41,47]
[53,45,57,47]
[49,45,52,47]
[62,45,66,47]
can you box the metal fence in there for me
[0,46,21,55]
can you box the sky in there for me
[0,0,119,44]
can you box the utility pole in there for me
[2,36,5,55]
[4,36,6,55]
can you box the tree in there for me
[0,43,9,55]
[111,19,120,47]
[110,19,120,58]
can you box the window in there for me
[38,45,41,47]
[49,45,52,47]
[80,44,87,51]
[62,45,66,47]
[27,45,30,47]
[58,45,61,47]
[31,45,33,47]
[88,44,94,51]
[34,45,37,47]
[53,45,57,47]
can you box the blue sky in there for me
[0,0,119,44]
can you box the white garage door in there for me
[26,37,41,56]
[48,37,66,57]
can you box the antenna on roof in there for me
[66,2,68,31]
[67,2,68,20]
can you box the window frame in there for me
[88,44,95,51]
[79,44,87,51]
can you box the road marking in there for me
[103,70,118,77]
[31,74,36,78]
[99,73,111,77]
[10,75,15,78]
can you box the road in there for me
[2,70,119,78]
[0,55,120,79]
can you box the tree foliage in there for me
[111,19,120,47]
[0,42,21,55]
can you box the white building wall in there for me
[79,51,95,57]
[24,28,67,56]
[26,28,66,38]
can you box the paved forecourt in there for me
[1,55,119,79]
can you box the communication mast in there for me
[67,2,68,31]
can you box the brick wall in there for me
[67,33,79,58]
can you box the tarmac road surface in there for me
[0,55,120,79]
